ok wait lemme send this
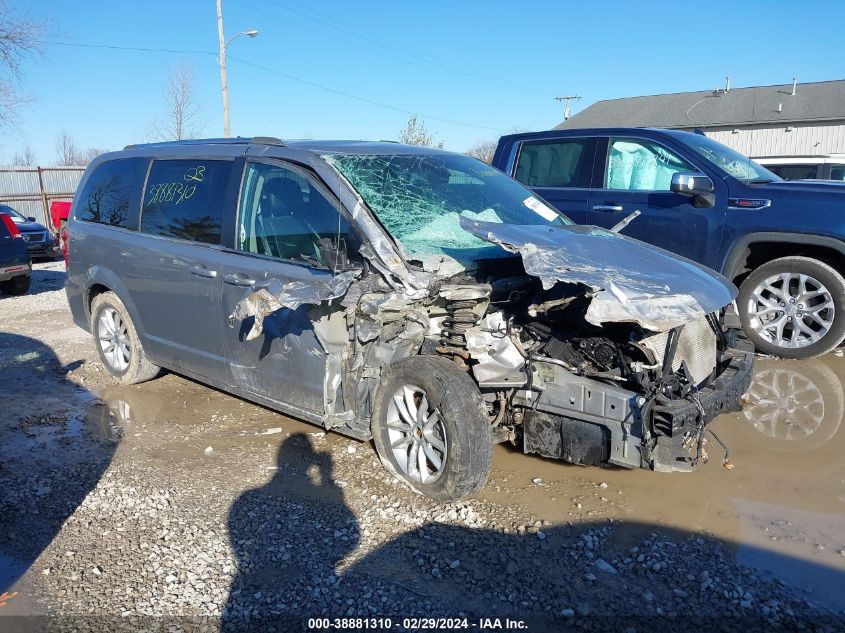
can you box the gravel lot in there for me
[1,261,844,631]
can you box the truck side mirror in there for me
[671,172,715,208]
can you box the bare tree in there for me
[11,143,35,165]
[54,129,80,165]
[398,115,443,148]
[0,2,44,129]
[465,139,497,164]
[149,62,205,141]
[54,130,105,165]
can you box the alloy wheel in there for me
[97,308,131,372]
[746,272,835,348]
[385,384,448,484]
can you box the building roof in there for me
[555,80,845,130]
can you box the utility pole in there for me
[216,0,230,137]
[555,95,581,121]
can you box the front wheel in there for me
[738,256,845,359]
[371,355,493,501]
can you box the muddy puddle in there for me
[74,355,845,609]
[481,352,845,609]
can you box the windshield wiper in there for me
[748,178,772,184]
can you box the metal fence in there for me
[0,166,85,230]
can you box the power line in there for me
[261,0,537,94]
[227,55,505,131]
[38,39,506,132]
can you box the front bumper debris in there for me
[522,348,754,471]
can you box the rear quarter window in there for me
[75,158,147,229]
[140,160,232,245]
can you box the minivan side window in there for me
[514,139,592,188]
[605,139,693,191]
[237,162,354,267]
[75,158,147,229]
[140,159,232,245]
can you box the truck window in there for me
[236,161,354,267]
[514,139,593,188]
[605,139,693,191]
[140,160,232,245]
[830,166,845,181]
[766,164,819,180]
[75,158,147,229]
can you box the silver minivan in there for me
[66,138,753,500]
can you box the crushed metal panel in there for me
[228,269,362,341]
[464,311,527,387]
[460,217,736,330]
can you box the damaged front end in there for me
[452,220,754,472]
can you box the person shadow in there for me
[223,433,359,631]
[0,332,116,604]
[224,432,845,632]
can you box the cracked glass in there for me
[324,152,570,272]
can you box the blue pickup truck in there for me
[492,128,845,359]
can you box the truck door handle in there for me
[223,273,255,286]
[592,204,624,212]
[189,265,218,279]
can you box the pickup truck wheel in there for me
[0,274,31,296]
[90,291,160,385]
[738,256,845,359]
[372,355,493,501]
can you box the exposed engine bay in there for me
[424,257,752,473]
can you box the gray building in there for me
[556,79,845,161]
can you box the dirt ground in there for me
[1,261,844,631]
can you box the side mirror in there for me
[671,172,714,197]
[26,216,37,222]
[671,172,715,208]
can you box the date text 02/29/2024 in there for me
[307,617,529,630]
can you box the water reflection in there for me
[743,357,842,449]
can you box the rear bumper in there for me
[0,262,31,282]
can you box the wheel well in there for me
[87,283,111,313]
[731,242,845,287]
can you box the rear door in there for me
[218,159,362,414]
[124,158,234,380]
[587,136,727,268]
[510,137,596,223]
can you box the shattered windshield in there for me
[323,152,570,272]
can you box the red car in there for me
[50,200,72,266]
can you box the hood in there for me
[753,179,845,194]
[459,218,736,331]
[12,218,47,233]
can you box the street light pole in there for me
[216,0,258,138]
[216,0,230,137]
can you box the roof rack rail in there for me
[123,136,284,150]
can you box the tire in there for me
[738,256,845,359]
[90,291,160,385]
[0,274,30,296]
[371,355,493,501]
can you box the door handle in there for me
[189,265,218,279]
[223,273,256,287]
[592,204,624,212]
